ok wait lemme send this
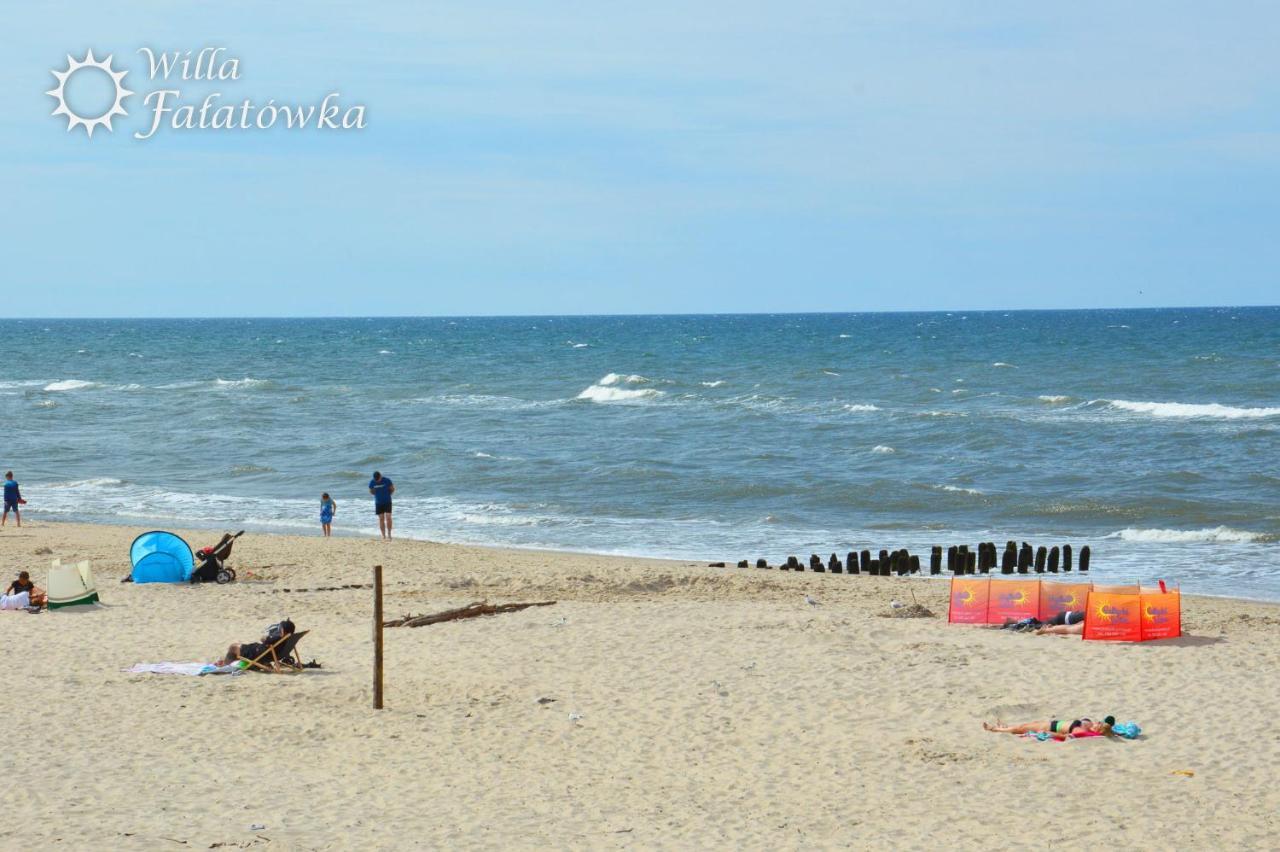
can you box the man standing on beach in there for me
[2,472,21,527]
[369,470,395,539]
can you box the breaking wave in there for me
[44,380,96,392]
[598,373,650,386]
[577,373,664,403]
[1103,399,1280,419]
[1110,527,1270,544]
[577,384,664,403]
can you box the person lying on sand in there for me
[1035,617,1084,636]
[984,715,1115,740]
[216,619,295,668]
[988,610,1084,633]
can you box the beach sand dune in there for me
[2,521,1278,849]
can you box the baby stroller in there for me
[191,530,245,584]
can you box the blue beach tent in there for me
[129,531,195,583]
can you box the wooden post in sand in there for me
[373,564,384,710]
[1001,542,1016,574]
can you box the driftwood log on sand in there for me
[384,600,557,628]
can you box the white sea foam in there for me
[577,384,663,403]
[378,350,393,355]
[1038,395,1071,403]
[411,394,556,411]
[871,445,895,454]
[701,380,726,388]
[1104,399,1280,419]
[44,477,125,489]
[842,404,880,413]
[838,334,851,338]
[214,378,270,389]
[992,362,1016,368]
[598,373,650,386]
[822,370,841,376]
[44,380,96,392]
[35,400,56,408]
[1110,526,1267,544]
[577,373,663,403]
[934,484,982,495]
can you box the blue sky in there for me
[2,1,1278,316]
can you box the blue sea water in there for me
[1,309,1277,599]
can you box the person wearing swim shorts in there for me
[983,715,1115,740]
[369,471,395,540]
[2,472,21,527]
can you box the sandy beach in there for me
[2,519,1278,850]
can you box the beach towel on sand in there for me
[125,661,247,676]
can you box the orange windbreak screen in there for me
[1038,582,1092,621]
[948,577,991,624]
[1082,591,1142,641]
[985,579,1041,624]
[1139,591,1181,640]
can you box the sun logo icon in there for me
[46,50,133,138]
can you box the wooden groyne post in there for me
[373,564,384,710]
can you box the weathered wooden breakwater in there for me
[714,542,1090,576]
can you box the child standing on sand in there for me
[2,472,22,528]
[320,492,336,537]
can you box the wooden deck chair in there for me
[239,630,309,673]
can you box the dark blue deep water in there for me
[1,309,1277,597]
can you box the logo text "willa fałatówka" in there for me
[135,47,366,139]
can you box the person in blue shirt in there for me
[2,472,21,528]
[368,471,395,539]
[319,492,337,537]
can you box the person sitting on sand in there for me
[984,715,1115,739]
[216,619,296,668]
[1,571,46,609]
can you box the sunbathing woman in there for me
[216,619,295,667]
[984,715,1115,739]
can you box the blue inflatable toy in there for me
[129,531,195,584]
